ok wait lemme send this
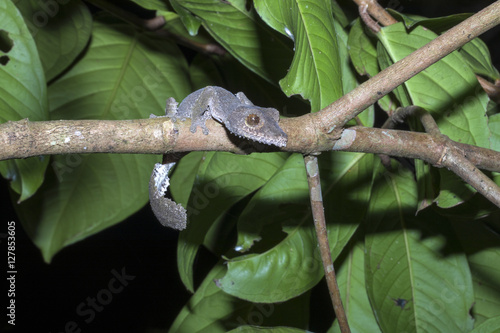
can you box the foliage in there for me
[1,0,499,332]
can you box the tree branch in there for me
[352,0,398,27]
[1,2,500,208]
[313,0,500,136]
[304,155,350,333]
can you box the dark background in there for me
[2,1,499,332]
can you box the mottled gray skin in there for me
[149,86,287,230]
[149,163,186,230]
[167,86,288,147]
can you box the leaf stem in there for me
[304,155,351,333]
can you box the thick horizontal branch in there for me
[0,117,275,160]
[2,117,500,175]
[334,127,500,173]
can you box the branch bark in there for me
[313,0,500,137]
[305,155,350,333]
[1,1,500,207]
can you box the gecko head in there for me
[224,106,288,147]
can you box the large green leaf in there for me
[377,23,490,208]
[0,0,49,201]
[170,262,310,332]
[254,0,343,111]
[347,19,396,114]
[460,38,500,80]
[171,0,293,84]
[169,152,207,207]
[16,16,191,262]
[470,317,500,333]
[378,23,489,147]
[348,19,378,78]
[329,242,381,333]
[469,247,500,326]
[15,0,92,81]
[388,10,471,34]
[217,152,374,303]
[452,216,500,327]
[365,163,474,333]
[177,152,289,292]
[228,327,311,333]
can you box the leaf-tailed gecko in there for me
[149,86,288,230]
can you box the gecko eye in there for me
[246,114,260,127]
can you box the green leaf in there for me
[460,38,500,80]
[387,10,499,81]
[254,0,343,111]
[17,16,191,262]
[217,152,374,302]
[0,0,49,201]
[452,217,500,327]
[434,170,475,208]
[131,0,171,11]
[348,19,378,77]
[377,23,490,208]
[347,19,397,114]
[15,0,92,81]
[489,113,500,152]
[378,23,490,147]
[365,163,474,333]
[170,263,246,332]
[0,158,49,202]
[49,15,190,120]
[235,153,309,252]
[209,56,309,118]
[170,152,207,207]
[329,242,381,333]
[169,0,202,36]
[177,152,289,292]
[470,317,500,333]
[170,262,310,332]
[173,0,293,84]
[16,154,153,262]
[228,327,311,333]
[376,42,411,109]
[388,9,471,34]
[470,247,500,326]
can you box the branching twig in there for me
[387,106,500,206]
[332,127,500,174]
[304,155,350,333]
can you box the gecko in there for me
[149,86,288,230]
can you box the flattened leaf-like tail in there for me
[149,163,187,230]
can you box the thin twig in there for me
[351,0,398,26]
[476,75,500,104]
[304,155,351,333]
[358,3,381,33]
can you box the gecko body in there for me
[149,86,287,230]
